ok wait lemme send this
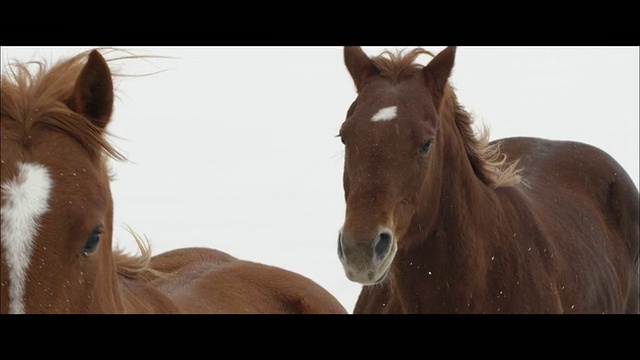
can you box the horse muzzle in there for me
[337,227,397,285]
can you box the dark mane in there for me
[1,49,125,162]
[371,48,522,188]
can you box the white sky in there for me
[2,46,638,313]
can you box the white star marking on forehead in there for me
[371,106,398,122]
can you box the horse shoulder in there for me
[498,136,638,233]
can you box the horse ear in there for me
[68,50,114,129]
[422,46,457,107]
[344,46,378,93]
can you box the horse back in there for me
[147,247,348,314]
[500,136,638,251]
[498,137,639,312]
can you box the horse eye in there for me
[419,141,432,153]
[82,229,101,256]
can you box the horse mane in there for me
[371,48,523,188]
[113,227,168,280]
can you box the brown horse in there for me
[0,49,347,314]
[336,46,639,314]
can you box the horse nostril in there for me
[374,231,392,261]
[337,232,345,260]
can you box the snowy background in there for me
[2,46,638,313]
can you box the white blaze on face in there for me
[1,162,52,314]
[371,106,398,122]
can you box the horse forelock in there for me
[371,48,434,81]
[371,47,523,189]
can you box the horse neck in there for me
[85,271,177,313]
[83,254,132,313]
[404,107,500,273]
[105,257,181,314]
[431,109,497,226]
[381,109,505,312]
[79,253,173,313]
[115,275,180,313]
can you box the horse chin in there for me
[369,266,392,285]
[348,265,391,286]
